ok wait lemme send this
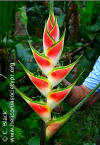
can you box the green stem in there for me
[64,82,100,120]
[72,82,100,112]
[50,0,53,15]
[46,137,54,145]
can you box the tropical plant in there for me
[13,2,100,145]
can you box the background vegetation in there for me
[0,1,100,145]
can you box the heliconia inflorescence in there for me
[15,4,87,140]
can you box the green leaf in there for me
[19,6,27,27]
[86,1,94,23]
[84,143,96,145]
[0,2,15,40]
[0,99,9,113]
[16,43,37,73]
[18,86,30,93]
[88,14,100,32]
[0,81,9,91]
[96,34,100,42]
[87,33,95,40]
[14,72,24,80]
[0,99,18,120]
[57,14,65,28]
[14,127,24,140]
[28,136,40,145]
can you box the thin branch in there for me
[70,41,93,57]
[61,40,94,61]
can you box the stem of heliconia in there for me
[50,0,53,14]
[48,137,55,145]
[45,137,55,145]
[40,120,46,145]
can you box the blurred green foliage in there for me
[0,1,100,145]
[0,2,15,40]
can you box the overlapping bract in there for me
[14,86,51,123]
[43,13,59,54]
[46,111,73,139]
[43,11,65,66]
[30,43,54,76]
[18,11,81,138]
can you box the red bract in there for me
[16,5,88,140]
[46,31,65,66]
[43,12,59,54]
[19,61,51,97]
[47,85,73,109]
[29,43,54,76]
[29,102,51,123]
